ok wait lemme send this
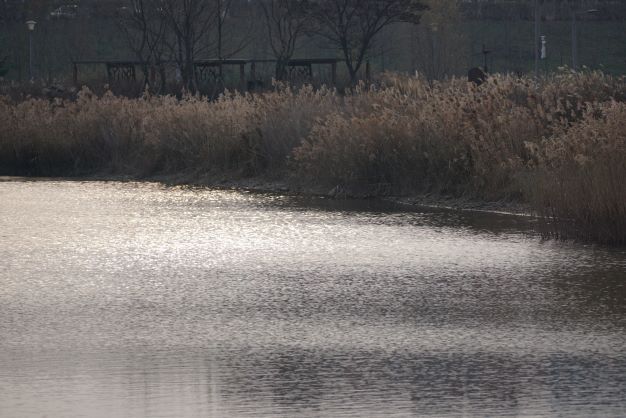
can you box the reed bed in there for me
[1,71,625,244]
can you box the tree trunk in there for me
[184,42,195,92]
[275,57,288,80]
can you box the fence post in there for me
[239,63,245,91]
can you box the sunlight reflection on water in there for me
[1,180,625,417]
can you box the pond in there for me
[1,179,625,417]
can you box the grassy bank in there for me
[1,72,625,244]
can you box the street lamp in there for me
[571,9,599,70]
[26,20,37,82]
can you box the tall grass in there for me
[1,71,625,244]
[0,84,338,176]
[530,100,626,244]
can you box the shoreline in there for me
[0,173,532,218]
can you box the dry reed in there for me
[1,70,624,244]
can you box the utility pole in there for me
[217,0,224,78]
[571,8,579,70]
[572,9,599,70]
[431,23,438,78]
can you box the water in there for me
[1,179,625,418]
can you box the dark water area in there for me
[1,180,625,417]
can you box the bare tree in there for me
[260,0,309,80]
[307,0,426,84]
[160,0,217,91]
[216,0,254,76]
[117,0,168,90]
[216,0,232,61]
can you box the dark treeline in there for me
[3,0,626,23]
[461,0,626,20]
[1,0,626,90]
[4,0,428,91]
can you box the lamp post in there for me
[26,20,36,82]
[571,9,599,70]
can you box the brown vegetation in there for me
[1,71,625,244]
